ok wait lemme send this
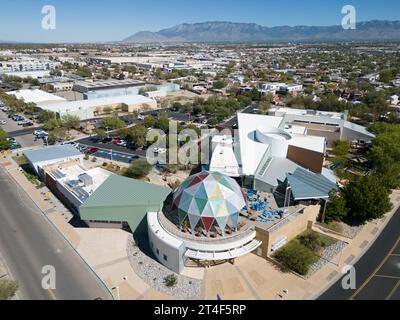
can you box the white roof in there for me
[237,113,284,176]
[210,143,240,177]
[270,107,344,120]
[7,89,66,104]
[37,94,155,113]
[289,134,326,153]
[50,165,112,204]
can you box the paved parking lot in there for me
[352,239,400,300]
[91,148,140,164]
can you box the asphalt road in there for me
[0,166,113,300]
[319,206,400,300]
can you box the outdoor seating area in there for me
[241,189,289,225]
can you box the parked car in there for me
[78,145,88,153]
[22,121,34,127]
[117,140,128,147]
[154,147,166,154]
[0,120,6,125]
[137,114,145,121]
[87,147,99,154]
[61,141,76,146]
[34,130,48,136]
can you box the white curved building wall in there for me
[255,128,292,158]
[147,212,186,274]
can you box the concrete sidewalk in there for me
[204,190,400,300]
[0,154,173,300]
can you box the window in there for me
[163,254,168,261]
[156,248,159,255]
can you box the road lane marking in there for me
[374,274,400,279]
[47,288,57,300]
[386,280,400,300]
[350,237,400,300]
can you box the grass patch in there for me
[12,155,28,166]
[318,221,344,234]
[22,171,44,189]
[274,230,337,276]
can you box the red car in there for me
[113,138,121,145]
[87,147,99,154]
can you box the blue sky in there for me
[1,0,399,43]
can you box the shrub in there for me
[164,274,177,288]
[124,160,152,179]
[0,280,19,300]
[298,231,336,252]
[274,241,319,276]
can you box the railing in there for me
[157,211,256,245]
[265,206,305,233]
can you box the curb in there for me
[1,162,115,300]
[311,197,400,300]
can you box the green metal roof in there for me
[79,174,171,233]
[82,174,170,208]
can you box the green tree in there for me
[43,118,62,131]
[130,124,148,148]
[344,175,392,222]
[143,116,156,128]
[0,128,11,150]
[37,110,56,123]
[213,80,226,90]
[332,140,351,157]
[101,116,125,130]
[324,191,349,223]
[94,128,108,140]
[61,115,81,131]
[124,160,152,179]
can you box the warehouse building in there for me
[73,79,145,94]
[36,94,157,120]
[6,89,67,105]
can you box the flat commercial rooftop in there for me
[48,165,112,204]
[7,89,66,104]
[270,107,344,120]
[74,79,145,91]
[37,94,155,113]
[290,134,326,153]
[24,145,82,164]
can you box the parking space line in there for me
[350,237,400,300]
[386,280,400,300]
[374,275,400,280]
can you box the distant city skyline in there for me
[0,0,399,43]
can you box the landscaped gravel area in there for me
[308,240,348,277]
[341,223,364,239]
[126,236,202,300]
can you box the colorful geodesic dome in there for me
[172,171,246,232]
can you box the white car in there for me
[0,120,6,125]
[34,130,49,136]
[137,114,145,121]
[117,140,128,147]
[154,147,167,154]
